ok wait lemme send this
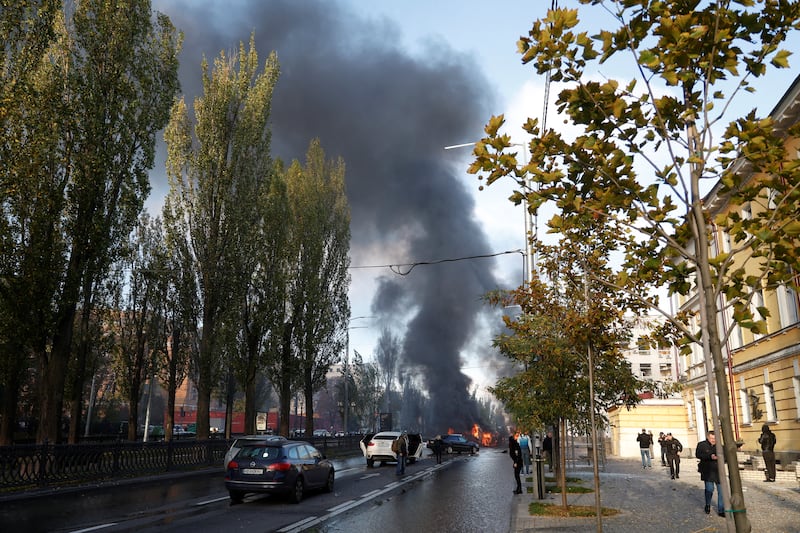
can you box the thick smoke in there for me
[153,0,505,433]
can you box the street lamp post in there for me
[345,316,374,434]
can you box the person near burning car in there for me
[394,432,408,476]
[432,435,443,464]
[509,435,523,494]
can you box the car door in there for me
[299,445,324,487]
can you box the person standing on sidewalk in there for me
[664,433,683,479]
[658,431,668,466]
[542,431,553,472]
[696,430,725,517]
[509,435,523,494]
[519,432,532,474]
[758,424,777,482]
[637,428,653,468]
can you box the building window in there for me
[777,284,799,329]
[763,382,778,422]
[793,375,800,420]
[740,388,752,425]
[751,289,765,340]
[640,363,652,378]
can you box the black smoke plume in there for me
[152,0,512,433]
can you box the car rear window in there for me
[237,445,282,460]
[373,434,397,440]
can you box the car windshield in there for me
[236,445,281,460]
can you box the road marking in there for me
[69,524,118,533]
[194,495,230,506]
[277,516,320,533]
[327,500,357,513]
[359,473,380,480]
[278,462,449,532]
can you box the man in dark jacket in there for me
[696,430,725,517]
[665,433,683,479]
[636,428,652,468]
[509,435,523,494]
[758,424,777,482]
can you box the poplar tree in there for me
[1,0,180,444]
[163,36,279,440]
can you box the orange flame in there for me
[471,424,480,439]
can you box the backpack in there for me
[391,437,400,453]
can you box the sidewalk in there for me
[511,457,800,532]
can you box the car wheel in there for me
[366,458,374,468]
[288,477,304,504]
[324,470,334,493]
[229,490,244,504]
[446,446,453,454]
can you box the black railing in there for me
[0,439,229,491]
[0,435,364,493]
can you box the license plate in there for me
[242,468,263,475]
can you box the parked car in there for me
[313,429,331,437]
[224,434,283,468]
[429,433,479,455]
[360,431,424,467]
[224,438,334,503]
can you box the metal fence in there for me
[0,435,363,492]
[0,439,229,491]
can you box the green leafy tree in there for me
[471,2,800,529]
[1,0,180,444]
[163,36,279,439]
[108,215,168,441]
[284,140,351,437]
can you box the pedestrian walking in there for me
[664,432,683,479]
[648,430,655,463]
[758,424,777,482]
[696,430,725,517]
[542,430,553,472]
[519,432,532,474]
[394,432,408,476]
[637,428,653,468]
[509,435,523,494]
[658,431,668,466]
[432,435,443,464]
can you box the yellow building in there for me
[677,73,800,471]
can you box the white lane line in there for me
[277,516,319,533]
[68,524,118,533]
[194,495,230,506]
[359,473,381,480]
[327,500,357,513]
[279,463,447,533]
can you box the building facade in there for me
[676,74,800,469]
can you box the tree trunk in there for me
[244,367,256,435]
[0,368,20,445]
[37,313,74,444]
[304,365,314,437]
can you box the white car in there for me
[223,435,285,468]
[313,429,331,437]
[360,431,424,468]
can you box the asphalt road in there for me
[1,448,518,533]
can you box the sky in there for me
[146,0,800,430]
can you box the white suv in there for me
[360,431,424,467]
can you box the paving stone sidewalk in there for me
[511,456,800,532]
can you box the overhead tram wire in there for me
[349,249,525,276]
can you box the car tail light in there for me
[367,442,375,446]
[268,462,292,472]
[227,461,238,469]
